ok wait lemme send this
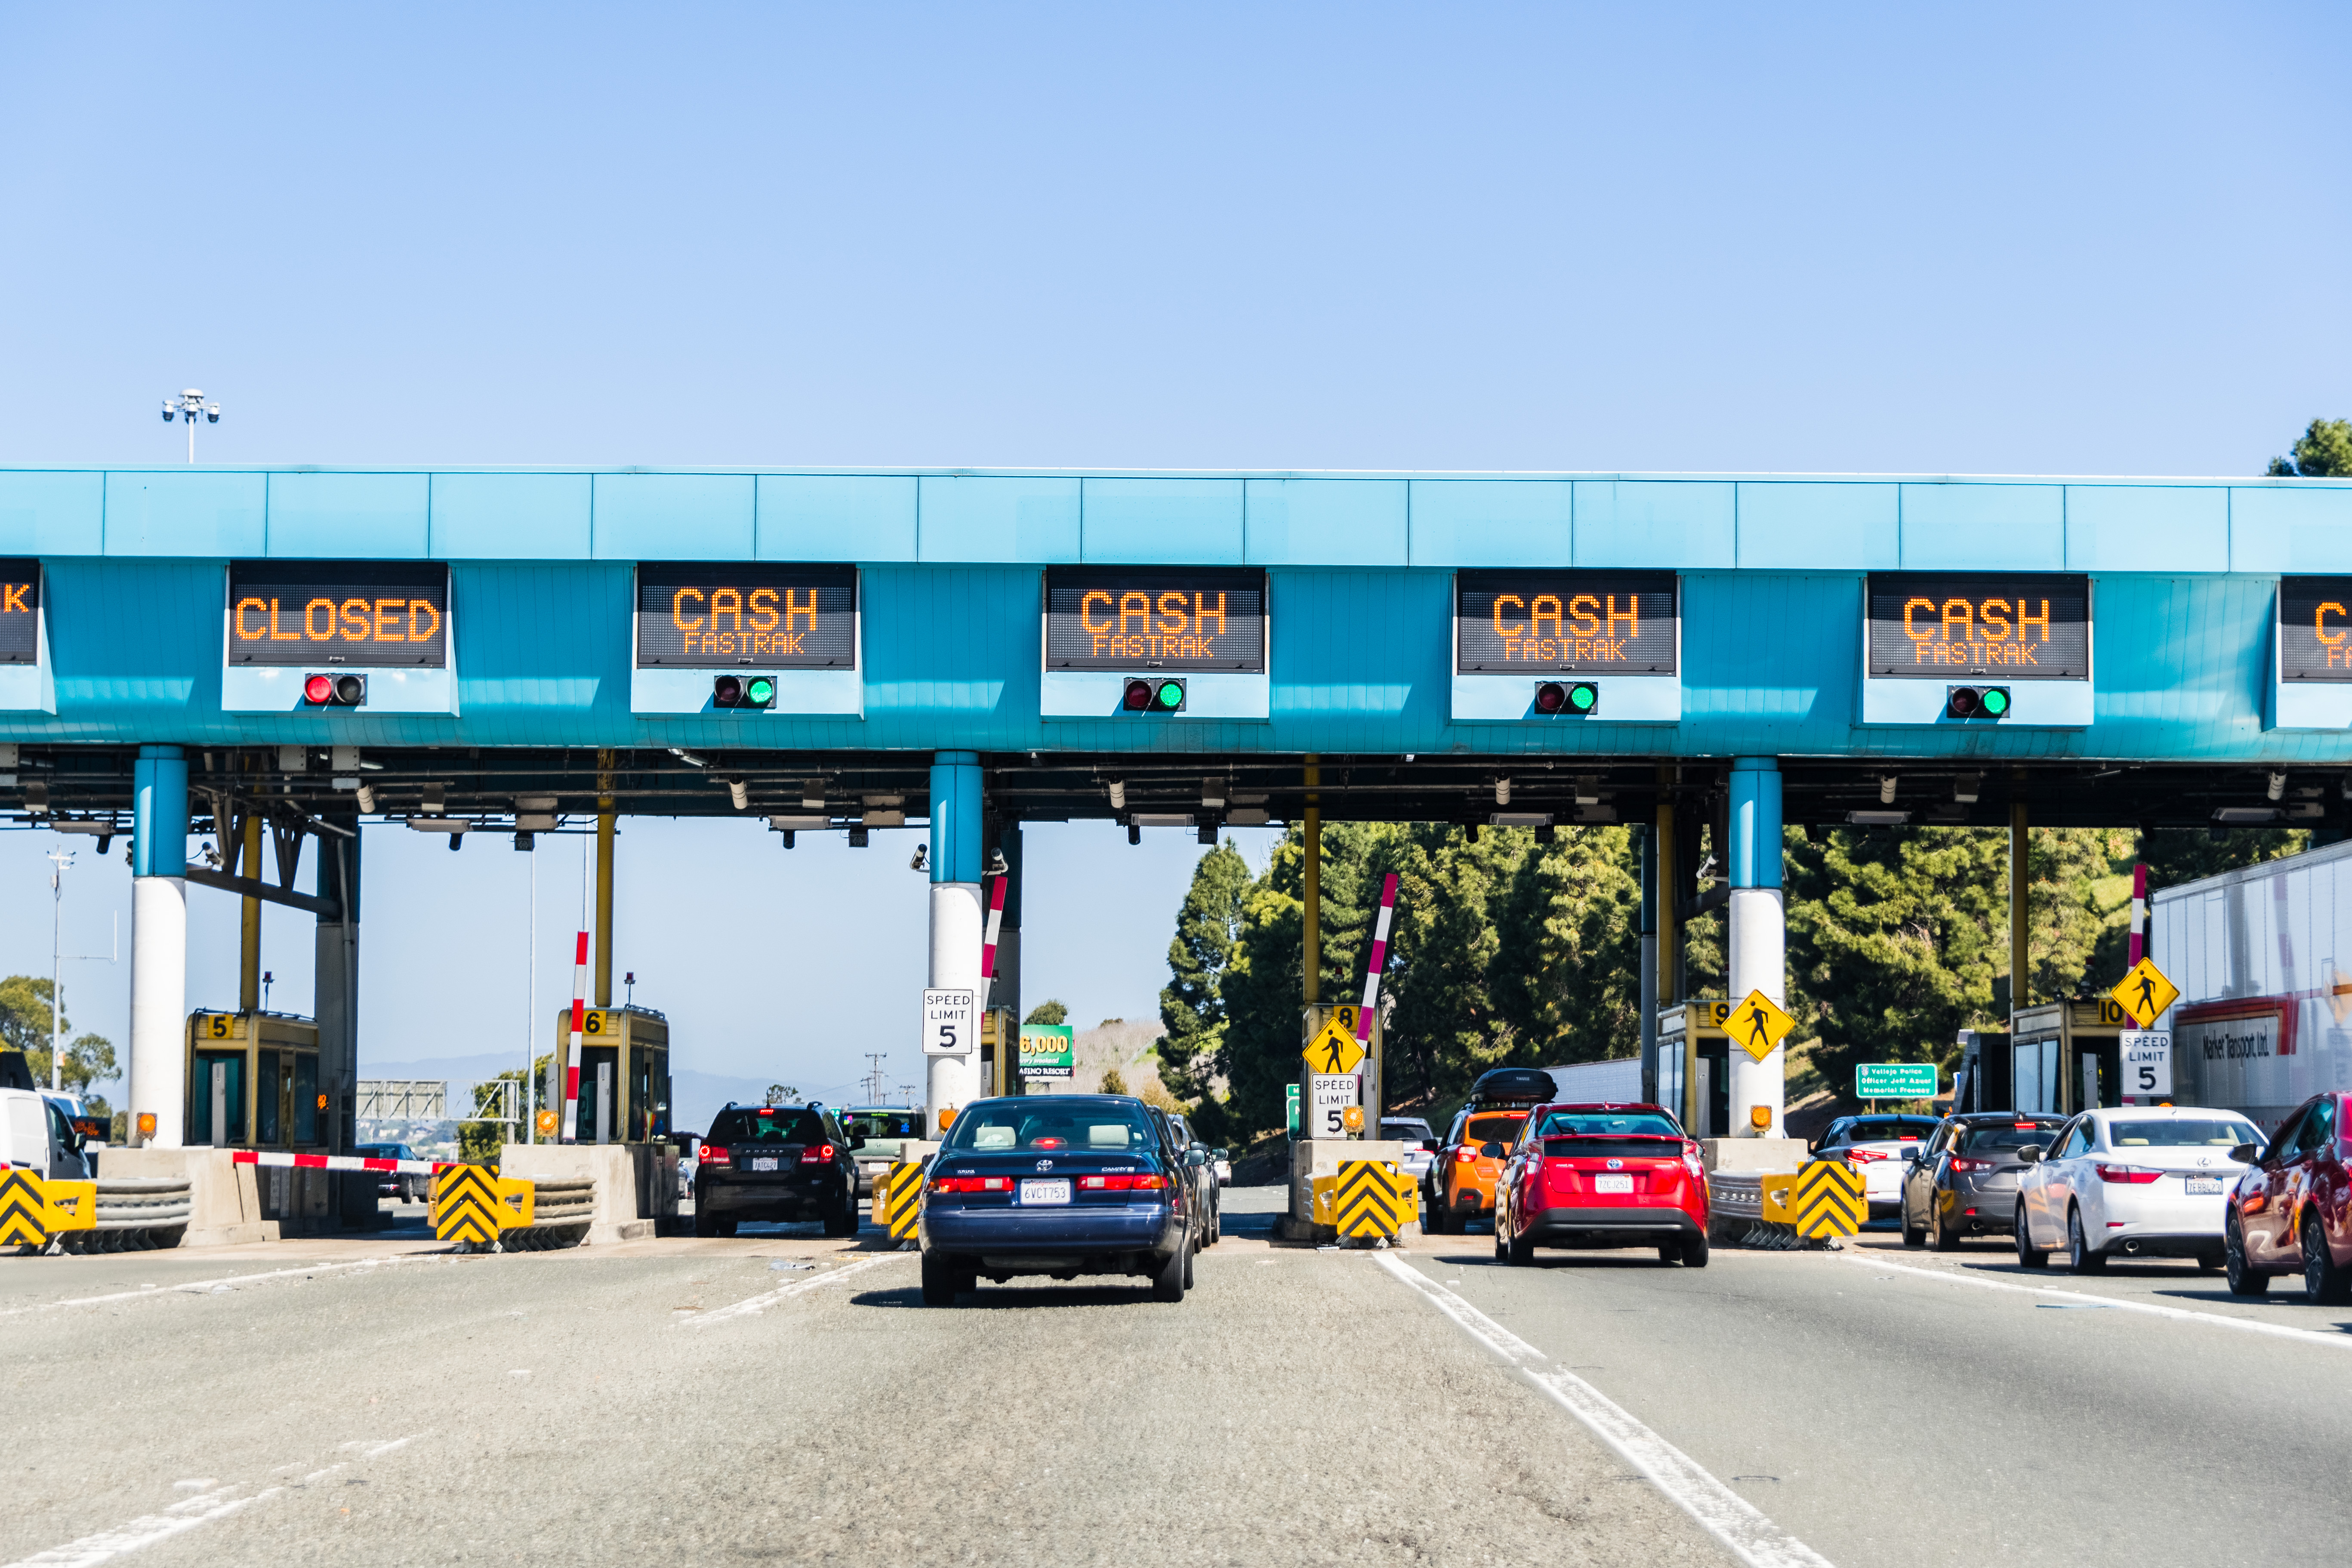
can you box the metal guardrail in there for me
[357,1080,448,1120]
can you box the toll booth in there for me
[557,1005,672,1142]
[186,1009,337,1229]
[980,1008,1017,1097]
[2009,997,2135,1115]
[1654,1000,1732,1140]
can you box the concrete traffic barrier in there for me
[880,1160,923,1244]
[502,1176,594,1251]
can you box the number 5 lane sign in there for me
[923,989,976,1056]
[2121,1031,2171,1096]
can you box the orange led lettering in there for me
[374,598,406,641]
[1605,595,1638,640]
[1532,595,1565,639]
[1194,592,1227,638]
[0,583,25,614]
[2318,601,2347,645]
[1492,594,1526,639]
[749,588,780,632]
[342,599,370,641]
[672,588,705,631]
[236,598,269,640]
[783,588,819,632]
[1081,591,1113,633]
[1979,599,2011,641]
[268,598,301,641]
[1119,593,1152,635]
[2017,598,2051,642]
[1902,597,1936,642]
[1158,592,1189,635]
[407,600,440,641]
[1940,598,1973,642]
[710,588,743,631]
[305,598,336,640]
[1564,595,1598,636]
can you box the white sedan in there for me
[2014,1105,2264,1273]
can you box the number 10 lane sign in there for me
[923,989,976,1056]
[1856,1063,1938,1099]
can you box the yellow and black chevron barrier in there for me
[0,1168,96,1250]
[880,1161,923,1243]
[1311,1159,1414,1243]
[1793,1160,1865,1240]
[432,1164,535,1248]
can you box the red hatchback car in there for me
[1492,1102,1711,1268]
[2223,1090,2352,1303]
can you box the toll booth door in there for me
[2013,1038,2060,1113]
[258,1050,284,1146]
[293,1053,319,1145]
[578,1045,619,1143]
[1657,1046,1685,1133]
[628,1047,669,1140]
[2080,1044,2118,1109]
[1698,1043,1729,1140]
[189,1052,246,1146]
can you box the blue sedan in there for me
[919,1096,1199,1304]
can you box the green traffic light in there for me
[1569,683,1597,711]
[746,677,775,705]
[1156,681,1184,710]
[1980,687,2009,716]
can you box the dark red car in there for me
[1492,1102,1710,1268]
[2223,1090,2352,1303]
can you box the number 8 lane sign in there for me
[924,989,976,1056]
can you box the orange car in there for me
[1421,1068,1560,1232]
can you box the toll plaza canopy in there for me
[4,464,2352,829]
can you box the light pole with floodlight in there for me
[160,389,220,463]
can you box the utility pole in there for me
[45,849,117,1093]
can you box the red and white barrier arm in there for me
[1354,872,1399,1044]
[979,874,1009,1009]
[563,930,588,1143]
[232,1149,455,1177]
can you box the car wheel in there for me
[1656,1242,1683,1264]
[694,1208,717,1238]
[1901,1205,1926,1248]
[2067,1206,2107,1274]
[2195,1249,2224,1273]
[2301,1217,2352,1305]
[1932,1203,1963,1253]
[920,1252,959,1306]
[1680,1231,1710,1269]
[822,1201,859,1239]
[1426,1195,1452,1235]
[1505,1226,1534,1267]
[1211,1204,1221,1245]
[2014,1204,2046,1269]
[2224,1211,2269,1296]
[1152,1246,1187,1303]
[718,1219,739,1238]
[1184,1242,1196,1290]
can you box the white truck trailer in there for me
[1537,1057,1645,1105]
[2152,836,2352,1137]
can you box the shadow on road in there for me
[850,1282,1166,1310]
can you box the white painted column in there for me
[129,875,188,1146]
[1726,756,1786,1138]
[927,881,985,1128]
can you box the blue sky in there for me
[0,3,2345,1092]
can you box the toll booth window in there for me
[1534,1110,1682,1139]
[709,1108,828,1145]
[189,1052,246,1146]
[293,1054,318,1145]
[2107,1118,2260,1149]
[257,1051,282,1146]
[1957,1120,2063,1153]
[1464,1114,1526,1148]
[943,1104,1156,1153]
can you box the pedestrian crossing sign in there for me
[1729,989,1796,1063]
[1303,1014,1365,1075]
[2109,958,2179,1028]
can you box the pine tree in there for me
[1490,826,1641,1070]
[1157,839,1253,1104]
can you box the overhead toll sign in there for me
[1451,570,1680,724]
[1862,572,2091,727]
[0,557,48,714]
[227,561,449,667]
[629,563,863,717]
[2273,576,2352,729]
[1040,567,1270,719]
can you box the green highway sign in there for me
[1285,1083,1300,1134]
[1856,1062,1939,1099]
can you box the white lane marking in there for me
[1832,1251,2352,1349]
[0,1257,425,1317]
[683,1251,907,1325]
[0,1435,425,1568]
[1374,1253,1834,1568]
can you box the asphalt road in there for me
[6,1196,2344,1568]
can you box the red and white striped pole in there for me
[979,873,1008,1008]
[2128,863,2148,967]
[562,930,588,1143]
[1355,873,1400,1120]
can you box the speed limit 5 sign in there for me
[923,989,977,1056]
[2121,1031,2172,1097]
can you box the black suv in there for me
[694,1104,863,1237]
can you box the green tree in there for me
[2139,827,2309,889]
[457,1069,526,1164]
[1157,840,1253,1105]
[2269,417,2352,478]
[1375,825,1529,1107]
[1022,999,1068,1026]
[1490,826,1642,1072]
[0,974,116,1100]
[764,1083,798,1105]
[1099,1066,1128,1095]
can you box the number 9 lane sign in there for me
[2121,1031,2171,1097]
[924,989,976,1057]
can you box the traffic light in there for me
[302,673,366,708]
[1121,677,1186,714]
[1534,680,1599,716]
[714,674,777,710]
[1946,685,2010,720]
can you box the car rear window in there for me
[1840,1119,1936,1144]
[1384,1121,1435,1143]
[1465,1114,1526,1146]
[841,1111,922,1141]
[709,1108,829,1145]
[1958,1122,2062,1153]
[1544,1135,1685,1158]
[945,1103,1157,1154]
[1535,1110,1681,1139]
[2109,1118,2260,1148]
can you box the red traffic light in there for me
[1534,681,1567,714]
[305,674,333,705]
[714,675,744,707]
[302,673,365,707]
[1122,679,1154,711]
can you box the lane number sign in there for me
[2121,1031,2172,1097]
[923,988,976,1057]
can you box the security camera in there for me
[205,405,220,423]
[161,401,176,422]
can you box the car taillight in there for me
[2095,1163,2161,1184]
[1077,1173,1171,1191]
[1846,1148,1887,1164]
[930,1175,1013,1193]
[1454,1147,1478,1164]
[702,1145,729,1168]
[1948,1156,1991,1173]
[801,1143,833,1164]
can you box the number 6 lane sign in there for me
[2121,1031,2171,1097]
[923,989,976,1057]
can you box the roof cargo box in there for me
[1470,1067,1558,1106]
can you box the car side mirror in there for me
[2018,1146,2042,1164]
[2230,1143,2260,1164]
[1478,1140,1505,1159]
[1185,1147,1207,1166]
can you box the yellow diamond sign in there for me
[1729,989,1796,1063]
[2109,958,2179,1028]
[1304,1015,1365,1075]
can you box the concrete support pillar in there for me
[927,752,984,1136]
[1637,824,1658,1105]
[129,746,188,1147]
[315,814,360,1159]
[594,812,615,1009]
[238,813,262,1012]
[1726,757,1785,1138]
